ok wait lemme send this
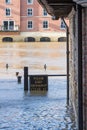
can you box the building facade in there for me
[0,0,68,42]
[0,0,20,33]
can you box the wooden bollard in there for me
[24,67,28,91]
[17,76,22,83]
[16,72,19,76]
[6,64,8,70]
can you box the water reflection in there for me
[0,42,66,78]
[30,91,47,96]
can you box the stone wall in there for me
[69,10,78,125]
[69,7,87,130]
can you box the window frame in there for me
[43,9,47,16]
[5,0,11,4]
[27,0,33,5]
[27,20,33,29]
[43,21,49,29]
[27,8,33,16]
[5,8,11,16]
[60,19,66,29]
[3,20,15,31]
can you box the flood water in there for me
[0,42,77,130]
[0,42,66,78]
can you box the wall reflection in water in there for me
[0,42,66,78]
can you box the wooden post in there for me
[17,76,22,83]
[16,72,19,76]
[66,27,69,105]
[24,67,28,91]
[77,5,83,130]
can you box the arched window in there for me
[58,37,66,42]
[40,37,50,42]
[2,37,13,42]
[24,37,35,42]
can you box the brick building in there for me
[0,0,20,32]
[0,0,68,42]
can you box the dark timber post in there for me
[24,67,28,91]
[62,18,69,105]
[77,5,83,130]
[66,27,69,105]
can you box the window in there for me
[43,21,48,29]
[5,0,10,4]
[43,9,47,16]
[28,21,33,29]
[3,21,14,31]
[27,8,33,16]
[6,8,11,16]
[27,0,33,4]
[60,19,66,29]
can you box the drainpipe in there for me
[62,18,69,105]
[77,4,83,130]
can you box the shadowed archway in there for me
[58,37,67,42]
[24,37,36,42]
[40,37,51,42]
[2,37,13,42]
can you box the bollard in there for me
[24,67,28,91]
[44,64,47,71]
[17,76,22,83]
[16,72,19,77]
[6,64,8,70]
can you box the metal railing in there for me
[0,25,19,31]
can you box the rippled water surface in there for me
[0,42,77,130]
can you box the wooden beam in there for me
[77,4,83,130]
[38,0,75,17]
[49,3,74,6]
